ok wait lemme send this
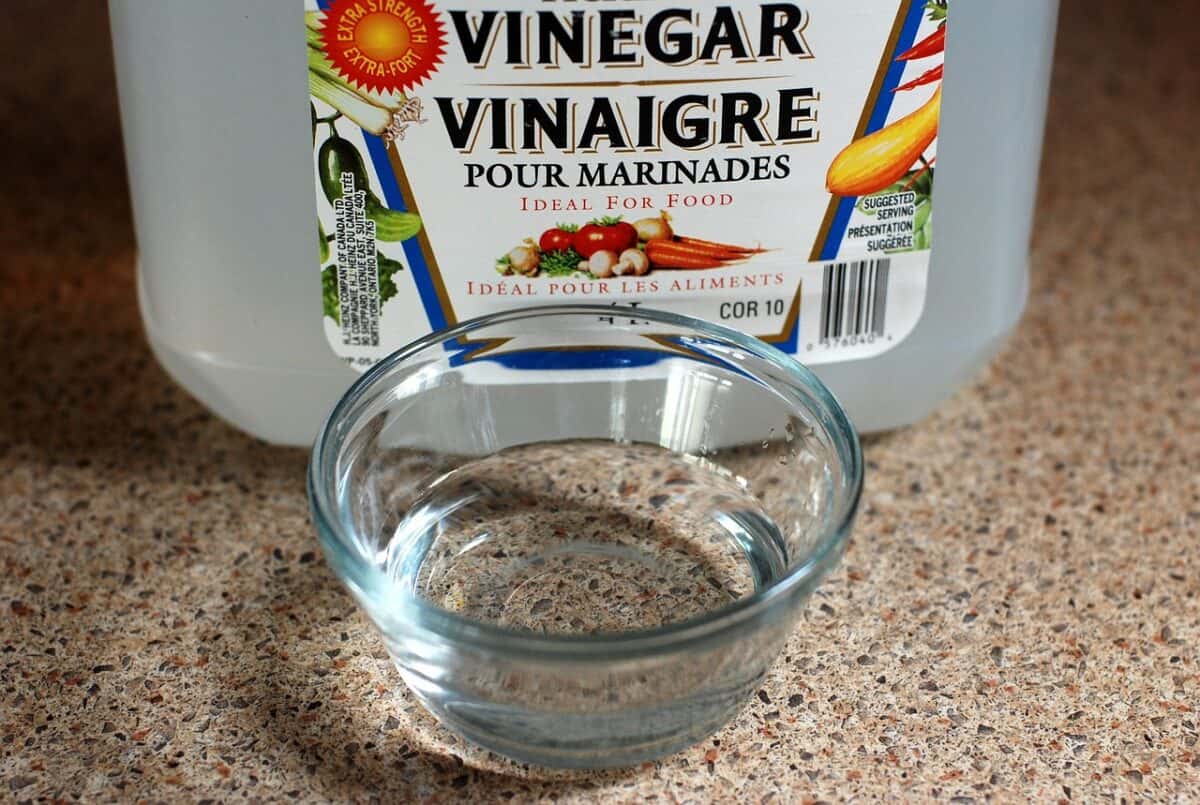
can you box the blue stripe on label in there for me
[775,320,801,355]
[473,348,671,372]
[820,2,927,261]
[362,135,450,334]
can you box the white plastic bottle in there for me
[109,1,1058,445]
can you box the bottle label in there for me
[308,0,947,370]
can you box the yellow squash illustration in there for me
[827,87,942,197]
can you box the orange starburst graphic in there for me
[319,0,446,95]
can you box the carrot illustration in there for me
[892,64,943,92]
[663,241,749,261]
[896,26,945,61]
[902,157,936,191]
[826,87,942,197]
[675,237,765,257]
[645,240,731,270]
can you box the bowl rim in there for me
[308,304,863,659]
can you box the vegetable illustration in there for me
[305,12,427,142]
[540,247,586,277]
[897,26,945,61]
[377,253,404,301]
[494,214,762,278]
[827,86,942,197]
[497,241,541,276]
[827,4,946,199]
[322,252,403,324]
[322,264,340,323]
[316,134,369,201]
[574,217,639,259]
[893,64,943,93]
[309,67,393,137]
[616,249,651,277]
[632,213,674,243]
[317,134,423,242]
[588,250,621,278]
[646,241,733,270]
[309,11,428,326]
[675,237,763,260]
[538,225,577,254]
[368,209,423,243]
[316,133,418,321]
[857,165,935,252]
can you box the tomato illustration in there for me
[538,227,576,253]
[573,218,638,258]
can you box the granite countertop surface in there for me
[2,1,1197,801]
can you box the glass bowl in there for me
[308,305,862,769]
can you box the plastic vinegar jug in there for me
[109,0,1059,445]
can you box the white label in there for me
[308,0,946,369]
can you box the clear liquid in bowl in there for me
[378,441,792,635]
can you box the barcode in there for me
[819,259,890,343]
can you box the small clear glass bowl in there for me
[308,305,862,769]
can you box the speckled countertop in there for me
[2,1,1198,801]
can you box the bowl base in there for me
[399,666,759,769]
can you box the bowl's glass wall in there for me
[313,308,858,767]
